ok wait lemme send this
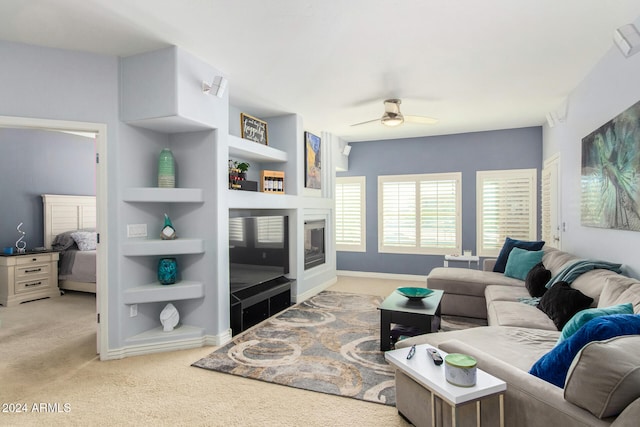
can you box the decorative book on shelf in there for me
[260,170,285,194]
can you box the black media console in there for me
[230,276,292,335]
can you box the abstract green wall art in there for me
[581,100,640,231]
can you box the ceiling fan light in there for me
[382,113,404,127]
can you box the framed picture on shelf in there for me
[304,131,321,189]
[240,113,268,145]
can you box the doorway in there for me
[0,115,108,358]
[542,153,561,249]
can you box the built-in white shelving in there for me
[122,238,205,256]
[124,324,205,346]
[123,280,204,304]
[228,134,288,163]
[227,190,299,209]
[123,188,204,203]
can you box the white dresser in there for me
[0,251,60,307]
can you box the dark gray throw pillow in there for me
[537,281,594,330]
[525,262,551,297]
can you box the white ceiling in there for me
[1,1,640,142]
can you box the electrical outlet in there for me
[127,224,147,238]
[130,304,138,317]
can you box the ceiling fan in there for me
[351,99,438,127]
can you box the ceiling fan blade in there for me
[404,115,439,125]
[350,118,381,127]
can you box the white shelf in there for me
[124,324,204,345]
[228,190,300,209]
[228,134,288,163]
[123,188,204,203]
[122,239,205,256]
[123,280,204,304]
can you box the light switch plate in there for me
[127,224,147,238]
[130,304,138,317]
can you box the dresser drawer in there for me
[15,277,50,293]
[16,263,50,279]
[16,254,53,265]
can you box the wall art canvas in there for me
[304,131,321,189]
[581,99,640,231]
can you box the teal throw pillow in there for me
[557,303,634,344]
[493,237,545,273]
[504,247,544,280]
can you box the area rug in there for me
[192,291,397,406]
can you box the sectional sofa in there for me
[394,246,640,427]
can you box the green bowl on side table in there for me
[396,287,434,301]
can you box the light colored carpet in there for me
[0,278,416,426]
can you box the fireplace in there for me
[304,220,325,270]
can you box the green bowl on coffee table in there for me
[396,287,434,301]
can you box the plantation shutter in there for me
[420,179,458,249]
[379,173,461,255]
[541,166,552,244]
[477,169,537,256]
[382,180,417,247]
[335,177,366,252]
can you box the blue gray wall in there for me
[0,128,95,250]
[337,126,543,276]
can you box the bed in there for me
[42,194,97,293]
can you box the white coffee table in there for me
[386,344,506,427]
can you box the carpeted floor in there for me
[192,290,488,407]
[193,291,397,405]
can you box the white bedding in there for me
[59,249,96,283]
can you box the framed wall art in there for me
[581,99,640,231]
[240,113,268,145]
[304,131,321,189]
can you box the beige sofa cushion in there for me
[395,326,559,371]
[564,335,640,419]
[570,269,618,307]
[542,247,579,275]
[427,267,523,297]
[485,284,530,302]
[487,300,557,330]
[598,275,640,313]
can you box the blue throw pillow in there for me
[504,248,544,280]
[493,237,545,273]
[557,303,634,344]
[529,314,640,388]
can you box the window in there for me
[335,176,366,252]
[477,168,537,256]
[378,173,461,255]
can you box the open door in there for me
[542,154,561,249]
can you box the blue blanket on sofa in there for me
[529,314,640,387]
[545,259,622,289]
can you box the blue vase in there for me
[157,258,177,285]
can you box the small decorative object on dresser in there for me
[15,222,27,253]
[160,302,180,331]
[158,148,176,188]
[160,213,177,240]
[157,257,177,285]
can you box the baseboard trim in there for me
[294,276,338,303]
[102,330,234,360]
[337,270,427,282]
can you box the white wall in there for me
[543,16,640,277]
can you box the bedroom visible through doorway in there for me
[0,116,108,358]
